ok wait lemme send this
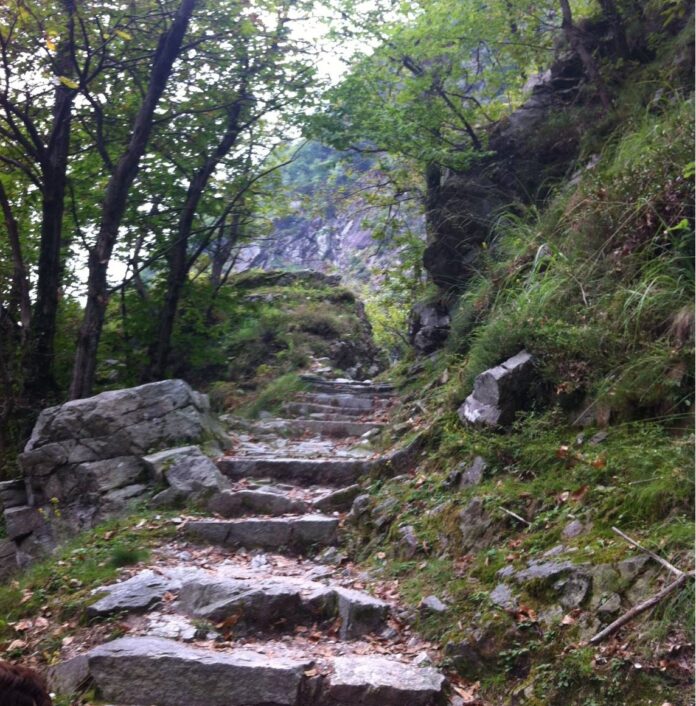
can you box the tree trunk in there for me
[559,0,612,112]
[24,8,75,400]
[147,95,248,381]
[69,0,197,400]
[0,182,31,335]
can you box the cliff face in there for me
[235,144,425,289]
[240,207,418,287]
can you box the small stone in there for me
[412,651,432,666]
[250,554,268,569]
[596,592,621,617]
[589,431,608,446]
[554,573,592,609]
[562,520,584,539]
[617,556,650,583]
[489,583,517,610]
[397,525,420,559]
[419,595,448,615]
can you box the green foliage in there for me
[446,90,694,422]
[237,373,307,418]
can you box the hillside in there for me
[0,1,692,706]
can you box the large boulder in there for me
[3,380,226,565]
[458,351,536,427]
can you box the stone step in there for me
[297,392,381,410]
[178,574,389,639]
[282,401,369,418]
[218,456,371,486]
[207,487,309,517]
[300,375,395,395]
[254,418,384,439]
[51,636,311,706]
[207,484,361,518]
[51,636,446,706]
[307,384,395,398]
[184,514,339,551]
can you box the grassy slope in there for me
[352,23,695,706]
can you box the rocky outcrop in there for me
[1,380,227,570]
[458,350,536,427]
[409,301,451,355]
[423,50,590,291]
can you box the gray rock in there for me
[147,612,198,641]
[78,456,147,493]
[458,498,498,552]
[590,564,621,596]
[458,351,535,427]
[143,446,228,497]
[316,546,342,565]
[88,569,184,617]
[419,595,448,615]
[99,483,149,517]
[554,572,592,608]
[186,515,339,551]
[460,456,487,487]
[589,431,608,446]
[3,505,45,539]
[348,493,372,520]
[512,560,575,583]
[446,456,487,489]
[313,485,362,513]
[409,301,451,355]
[0,539,17,580]
[150,486,187,509]
[85,636,311,706]
[372,498,399,530]
[0,479,28,508]
[489,583,517,610]
[334,587,390,639]
[596,592,621,617]
[208,489,307,517]
[562,519,585,539]
[15,380,227,565]
[617,555,650,583]
[48,654,91,696]
[397,525,420,559]
[324,655,445,706]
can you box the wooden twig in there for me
[588,572,693,645]
[499,506,531,527]
[611,527,683,577]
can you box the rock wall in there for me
[422,28,612,292]
[0,380,227,576]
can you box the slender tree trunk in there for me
[69,0,197,400]
[24,8,75,399]
[147,96,247,380]
[0,182,31,335]
[559,0,612,111]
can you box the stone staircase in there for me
[50,377,449,706]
